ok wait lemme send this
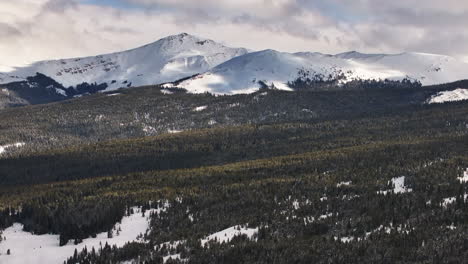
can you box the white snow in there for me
[178,50,468,94]
[442,197,456,207]
[0,207,156,264]
[457,169,468,183]
[337,181,351,187]
[429,89,468,104]
[446,224,457,230]
[391,176,412,194]
[441,194,468,208]
[208,119,217,125]
[335,236,355,243]
[200,225,258,247]
[193,105,207,112]
[155,224,259,261]
[292,200,300,210]
[0,33,248,92]
[168,129,182,134]
[106,93,121,96]
[163,254,183,263]
[158,240,185,251]
[3,33,467,96]
[319,213,333,220]
[0,142,25,156]
[377,176,412,195]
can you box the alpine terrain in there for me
[0,31,468,264]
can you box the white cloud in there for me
[0,0,467,71]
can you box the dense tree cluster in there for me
[0,83,467,263]
[0,81,459,160]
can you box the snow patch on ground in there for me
[292,200,300,210]
[163,254,184,263]
[334,236,355,243]
[377,176,412,195]
[442,197,456,207]
[319,213,333,220]
[0,207,156,264]
[193,105,207,112]
[446,224,457,230]
[208,119,217,125]
[200,225,258,247]
[429,88,468,104]
[155,224,257,262]
[337,181,351,187]
[168,129,182,134]
[457,169,468,183]
[441,194,468,208]
[0,142,25,156]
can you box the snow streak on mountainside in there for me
[176,50,468,94]
[0,33,248,91]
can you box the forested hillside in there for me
[0,82,456,155]
[0,84,467,263]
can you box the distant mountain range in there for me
[175,50,468,94]
[1,33,468,100]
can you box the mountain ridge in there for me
[0,33,249,91]
[1,33,468,98]
[175,49,468,94]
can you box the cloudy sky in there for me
[1,0,468,70]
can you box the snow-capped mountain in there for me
[1,33,468,97]
[0,33,249,91]
[175,50,468,94]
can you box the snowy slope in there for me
[177,50,468,94]
[2,34,468,96]
[428,88,468,104]
[0,33,249,91]
[201,225,258,247]
[0,207,157,264]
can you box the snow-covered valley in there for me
[0,202,259,264]
[0,207,155,264]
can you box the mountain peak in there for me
[0,33,250,91]
[157,33,203,43]
[335,51,385,59]
[148,33,227,53]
